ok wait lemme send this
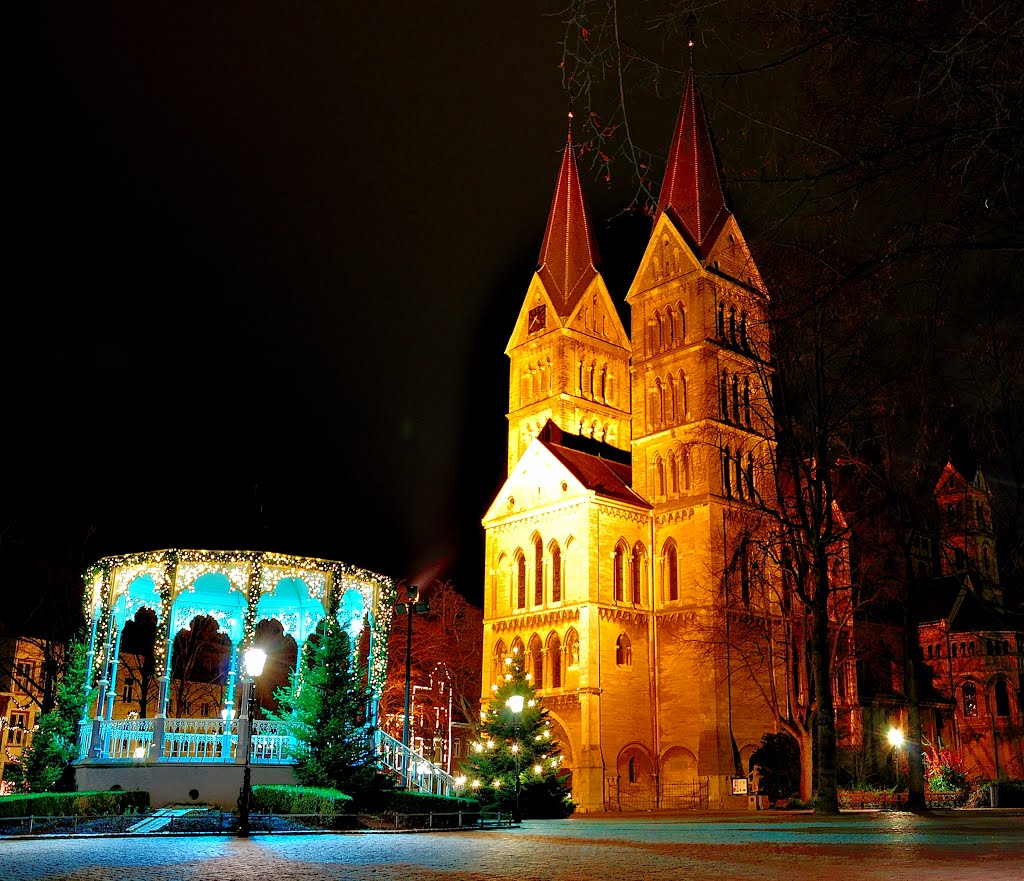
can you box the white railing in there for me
[375,729,461,797]
[251,720,297,764]
[102,719,154,760]
[162,718,231,763]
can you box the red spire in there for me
[537,114,599,316]
[656,69,730,257]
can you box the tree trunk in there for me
[798,729,814,803]
[811,567,840,814]
[902,569,926,812]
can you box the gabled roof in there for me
[656,69,730,259]
[537,117,600,318]
[536,422,649,509]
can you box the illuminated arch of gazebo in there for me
[77,549,394,770]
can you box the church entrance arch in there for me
[611,743,655,811]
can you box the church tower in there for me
[935,461,1002,605]
[505,118,631,472]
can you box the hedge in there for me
[0,790,149,818]
[380,790,479,815]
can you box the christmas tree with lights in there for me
[461,648,574,818]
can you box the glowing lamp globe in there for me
[887,727,904,748]
[244,647,267,678]
[506,694,525,714]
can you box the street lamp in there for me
[236,646,267,838]
[506,693,524,823]
[887,726,904,787]
[395,585,429,788]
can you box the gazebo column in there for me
[224,641,239,720]
[90,620,114,758]
[150,613,175,764]
[105,624,123,721]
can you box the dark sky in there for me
[5,3,658,616]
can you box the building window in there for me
[8,712,28,746]
[534,535,544,605]
[962,682,978,717]
[551,544,562,603]
[529,636,543,688]
[667,544,679,601]
[995,679,1010,717]
[516,554,526,609]
[548,633,562,689]
[631,545,643,604]
[613,546,624,602]
[628,756,637,783]
[616,633,632,667]
[123,677,136,703]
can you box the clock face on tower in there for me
[528,304,547,334]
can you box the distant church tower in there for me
[482,72,775,813]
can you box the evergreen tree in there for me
[20,640,93,792]
[462,650,574,818]
[272,622,377,797]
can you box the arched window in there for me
[744,376,751,426]
[529,634,543,688]
[616,633,632,667]
[631,543,644,604]
[534,535,544,605]
[732,373,741,422]
[677,301,686,341]
[667,376,677,423]
[656,311,665,350]
[718,302,726,338]
[655,456,666,497]
[613,545,625,602]
[729,306,737,344]
[927,644,933,659]
[746,453,755,498]
[723,446,732,497]
[655,379,665,427]
[516,554,526,609]
[551,543,562,603]
[510,636,525,658]
[669,451,679,494]
[678,371,688,419]
[740,311,748,350]
[683,447,692,491]
[666,543,679,601]
[994,679,1010,717]
[962,681,978,717]
[720,370,729,420]
[666,307,676,345]
[628,756,636,783]
[547,633,562,689]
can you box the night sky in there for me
[5,3,661,621]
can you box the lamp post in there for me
[887,726,904,789]
[236,646,267,838]
[395,585,429,788]
[506,693,524,823]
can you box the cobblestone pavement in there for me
[2,810,1023,881]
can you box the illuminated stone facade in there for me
[482,74,782,812]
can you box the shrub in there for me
[379,790,479,816]
[0,790,149,818]
[250,785,357,828]
[923,744,969,793]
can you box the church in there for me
[480,70,779,812]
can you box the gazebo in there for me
[74,549,453,806]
